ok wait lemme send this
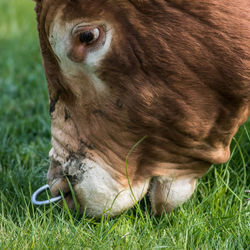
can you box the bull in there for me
[33,0,250,216]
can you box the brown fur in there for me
[34,0,250,211]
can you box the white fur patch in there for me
[85,27,113,67]
[64,158,150,217]
[48,12,112,92]
[162,177,195,207]
[151,176,196,211]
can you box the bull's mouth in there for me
[31,155,81,209]
[47,154,88,210]
[46,148,151,217]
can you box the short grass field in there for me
[0,0,249,249]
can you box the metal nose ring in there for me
[32,184,62,206]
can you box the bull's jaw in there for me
[48,149,150,217]
[48,146,198,216]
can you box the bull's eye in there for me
[79,31,94,43]
[79,28,100,44]
[68,25,105,62]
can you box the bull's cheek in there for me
[50,97,83,154]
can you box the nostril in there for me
[50,177,70,197]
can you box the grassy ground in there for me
[0,0,249,249]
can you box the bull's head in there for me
[34,0,250,216]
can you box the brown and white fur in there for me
[34,0,250,216]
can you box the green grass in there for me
[0,0,249,249]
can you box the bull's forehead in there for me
[37,0,122,22]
